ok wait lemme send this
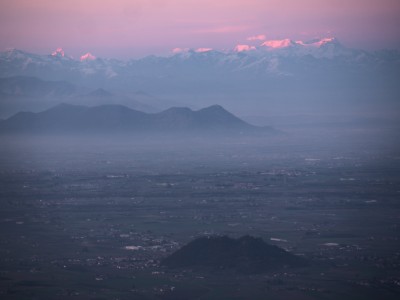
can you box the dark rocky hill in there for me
[162,236,307,273]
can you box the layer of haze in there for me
[1,0,400,58]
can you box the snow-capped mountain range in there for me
[1,37,396,83]
[0,37,399,118]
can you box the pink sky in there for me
[1,0,399,58]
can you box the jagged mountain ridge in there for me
[0,103,272,134]
[0,38,398,86]
[1,39,399,117]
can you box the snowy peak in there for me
[80,52,96,62]
[172,48,190,54]
[233,44,256,52]
[51,48,65,57]
[255,37,347,58]
[50,48,74,60]
[171,37,343,57]
[195,48,213,53]
[261,39,296,49]
[298,37,341,48]
[260,37,341,50]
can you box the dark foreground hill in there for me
[162,236,307,273]
[0,103,275,135]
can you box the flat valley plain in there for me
[0,127,399,300]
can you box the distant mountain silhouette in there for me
[0,103,275,135]
[162,236,307,273]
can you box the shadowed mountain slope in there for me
[0,103,275,135]
[162,236,307,273]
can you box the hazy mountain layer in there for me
[0,39,399,117]
[0,103,273,135]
